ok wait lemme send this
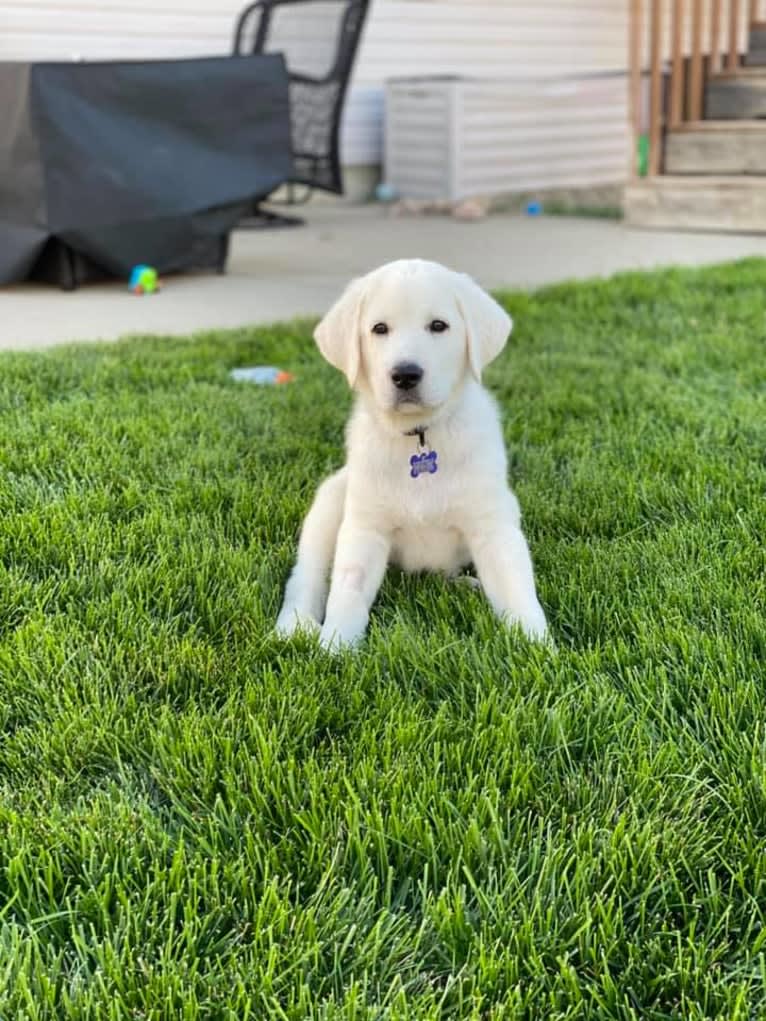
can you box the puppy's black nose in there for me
[391,362,423,391]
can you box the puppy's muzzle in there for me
[391,362,423,392]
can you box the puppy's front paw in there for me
[318,621,364,654]
[275,606,321,638]
[503,603,551,645]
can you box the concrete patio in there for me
[4,202,766,350]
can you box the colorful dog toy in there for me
[230,366,295,385]
[128,265,160,294]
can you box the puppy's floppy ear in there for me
[313,275,367,387]
[455,272,512,381]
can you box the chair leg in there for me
[271,183,314,207]
[59,245,77,291]
[236,205,304,229]
[217,234,230,274]
[290,183,314,206]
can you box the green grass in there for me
[0,259,765,1020]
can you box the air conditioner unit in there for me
[384,74,630,202]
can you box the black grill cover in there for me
[0,55,292,286]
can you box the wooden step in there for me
[665,121,766,174]
[624,175,766,233]
[707,70,766,118]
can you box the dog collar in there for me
[404,426,438,478]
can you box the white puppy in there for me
[276,258,548,650]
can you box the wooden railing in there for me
[630,0,766,176]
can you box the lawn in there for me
[0,260,764,1020]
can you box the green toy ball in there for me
[128,265,159,295]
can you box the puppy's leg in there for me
[319,521,390,651]
[276,469,347,636]
[463,493,548,642]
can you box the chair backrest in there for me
[233,0,369,194]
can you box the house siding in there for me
[0,0,630,168]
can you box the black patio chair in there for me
[233,0,369,226]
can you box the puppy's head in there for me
[314,259,511,421]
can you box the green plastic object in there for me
[128,265,159,295]
[637,135,649,177]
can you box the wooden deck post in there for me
[649,0,663,175]
[689,0,705,119]
[710,0,723,72]
[630,0,644,176]
[729,0,742,69]
[670,0,685,127]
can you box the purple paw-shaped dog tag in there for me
[410,449,438,478]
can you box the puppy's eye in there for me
[371,322,389,336]
[428,319,449,333]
